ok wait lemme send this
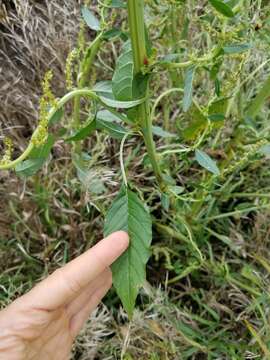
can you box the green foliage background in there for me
[1,0,270,358]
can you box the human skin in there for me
[0,231,129,360]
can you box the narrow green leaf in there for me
[110,0,126,8]
[96,109,127,139]
[195,149,220,175]
[152,126,177,138]
[104,186,152,318]
[81,7,101,31]
[223,43,252,54]
[183,66,195,112]
[209,0,234,17]
[96,109,123,123]
[102,28,123,40]
[48,108,64,126]
[208,113,225,121]
[96,119,127,139]
[65,118,96,142]
[99,95,145,109]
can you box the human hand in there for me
[0,231,129,360]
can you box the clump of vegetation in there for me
[1,0,270,358]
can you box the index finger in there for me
[20,231,129,309]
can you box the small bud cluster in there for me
[0,137,13,166]
[65,48,78,90]
[31,70,56,147]
[223,139,267,177]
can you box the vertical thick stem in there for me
[127,0,165,190]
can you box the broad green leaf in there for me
[65,118,96,142]
[223,43,252,54]
[183,66,195,112]
[209,0,234,17]
[99,95,145,109]
[16,135,55,177]
[112,42,134,101]
[81,7,100,31]
[195,149,220,175]
[104,186,152,318]
[112,41,149,101]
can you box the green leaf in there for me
[209,0,234,17]
[48,108,64,126]
[96,120,127,139]
[99,95,145,109]
[65,118,96,142]
[112,42,134,101]
[15,159,45,177]
[104,186,152,318]
[169,185,185,195]
[208,97,229,121]
[102,28,123,40]
[208,113,225,122]
[81,7,101,31]
[223,43,252,54]
[93,81,114,99]
[152,126,177,138]
[15,135,55,177]
[110,0,126,8]
[112,41,149,101]
[183,66,195,112]
[96,110,127,139]
[183,104,208,140]
[259,144,270,156]
[96,109,123,123]
[195,149,220,175]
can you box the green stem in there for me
[127,0,165,190]
[73,32,103,130]
[0,143,34,170]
